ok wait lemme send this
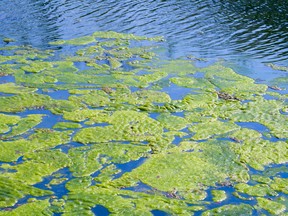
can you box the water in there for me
[1,0,287,64]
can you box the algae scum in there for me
[0,31,287,215]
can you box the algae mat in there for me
[0,31,287,215]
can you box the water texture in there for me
[1,0,287,62]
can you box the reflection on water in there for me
[1,0,287,63]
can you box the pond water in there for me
[1,0,287,88]
[0,0,287,215]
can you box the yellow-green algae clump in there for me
[0,31,287,215]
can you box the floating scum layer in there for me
[0,31,287,215]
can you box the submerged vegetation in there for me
[0,31,287,215]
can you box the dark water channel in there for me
[0,0,288,215]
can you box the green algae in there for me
[68,142,150,177]
[2,114,44,138]
[0,130,71,162]
[230,139,288,170]
[0,83,37,94]
[73,110,163,144]
[235,183,278,197]
[53,122,82,130]
[112,141,248,193]
[201,63,268,99]
[94,164,121,183]
[63,109,110,123]
[267,63,288,72]
[189,120,240,140]
[2,149,71,185]
[110,89,172,106]
[50,36,96,46]
[251,175,272,184]
[0,114,20,134]
[211,190,227,202]
[257,197,286,215]
[157,113,188,131]
[0,199,52,216]
[92,31,164,42]
[21,61,53,73]
[0,31,287,215]
[0,93,51,112]
[270,178,288,194]
[0,176,52,208]
[170,77,214,90]
[63,187,195,216]
[3,38,15,43]
[202,204,253,216]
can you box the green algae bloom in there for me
[257,197,286,215]
[0,31,287,215]
[202,204,253,216]
[211,190,227,202]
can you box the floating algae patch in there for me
[211,190,227,203]
[2,149,71,185]
[0,83,37,94]
[157,113,188,131]
[0,114,21,134]
[257,197,286,215]
[112,140,249,193]
[53,122,82,130]
[200,63,267,99]
[267,63,288,72]
[0,130,71,162]
[73,110,164,144]
[2,114,44,139]
[202,204,253,216]
[0,199,52,215]
[50,35,96,46]
[0,176,52,208]
[270,177,288,194]
[234,183,278,197]
[0,31,287,214]
[68,142,150,177]
[189,119,240,140]
[21,61,53,73]
[230,139,288,170]
[63,187,198,216]
[0,93,51,112]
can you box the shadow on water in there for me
[0,0,287,62]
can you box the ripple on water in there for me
[0,0,287,63]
